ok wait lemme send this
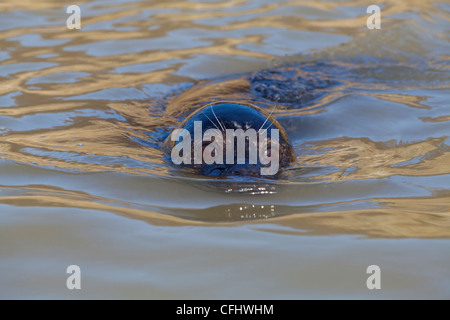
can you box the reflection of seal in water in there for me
[163,102,295,176]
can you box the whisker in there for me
[211,105,225,131]
[259,122,274,136]
[202,112,220,131]
[258,103,277,133]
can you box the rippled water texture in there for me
[0,0,449,299]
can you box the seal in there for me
[163,101,295,176]
[159,61,342,177]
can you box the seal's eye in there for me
[264,148,271,157]
[202,142,217,157]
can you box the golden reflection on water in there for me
[301,137,450,180]
[0,0,449,238]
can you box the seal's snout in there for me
[163,102,295,177]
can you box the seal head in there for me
[163,102,295,176]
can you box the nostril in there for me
[226,164,261,176]
[202,164,227,176]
